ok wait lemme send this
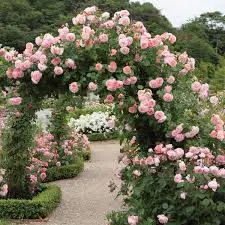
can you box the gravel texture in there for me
[18,140,122,225]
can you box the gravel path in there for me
[20,140,121,225]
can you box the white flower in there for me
[101,12,110,19]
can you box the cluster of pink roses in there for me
[121,140,225,224]
[27,133,58,190]
[210,114,225,141]
[171,123,199,142]
[191,81,209,100]
[62,132,90,156]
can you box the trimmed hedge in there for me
[45,159,84,182]
[0,185,61,219]
[67,104,111,120]
[87,132,119,141]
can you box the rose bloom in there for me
[99,33,108,43]
[110,49,117,56]
[119,16,130,26]
[191,81,201,92]
[51,57,61,66]
[9,97,22,105]
[69,82,79,93]
[108,61,117,73]
[95,63,103,71]
[104,94,114,103]
[167,75,175,84]
[157,214,168,224]
[174,174,184,183]
[88,82,97,91]
[208,179,219,192]
[133,170,141,177]
[130,76,137,84]
[210,96,219,105]
[123,66,132,75]
[54,66,63,75]
[128,215,139,225]
[120,46,130,55]
[66,33,76,42]
[65,59,76,69]
[31,70,42,84]
[163,93,173,102]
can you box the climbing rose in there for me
[123,66,132,75]
[95,63,103,71]
[104,94,114,103]
[128,215,139,225]
[208,179,219,192]
[88,82,97,91]
[108,61,117,73]
[9,97,22,106]
[54,66,63,75]
[191,81,201,92]
[31,70,42,84]
[157,215,168,224]
[167,75,175,84]
[65,59,76,69]
[163,93,173,102]
[69,82,79,93]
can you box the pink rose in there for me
[51,57,61,66]
[65,59,76,69]
[99,33,108,43]
[88,82,97,91]
[140,36,149,49]
[175,134,185,142]
[69,82,79,93]
[149,77,164,88]
[174,174,183,183]
[95,63,103,71]
[108,119,115,129]
[178,52,188,64]
[154,111,166,123]
[166,76,175,84]
[108,61,117,73]
[191,81,201,92]
[120,47,130,55]
[133,170,141,177]
[164,85,172,93]
[31,71,42,84]
[208,179,219,192]
[110,49,117,56]
[157,214,168,224]
[163,93,173,102]
[128,215,138,225]
[130,76,137,84]
[66,33,76,42]
[123,66,132,75]
[54,66,63,75]
[9,97,22,106]
[119,16,130,26]
[129,104,137,114]
[168,33,176,44]
[40,172,47,180]
[164,56,177,67]
[104,95,114,103]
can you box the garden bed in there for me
[45,159,84,182]
[0,185,61,219]
[87,132,119,141]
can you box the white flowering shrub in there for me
[68,111,115,134]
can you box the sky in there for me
[136,0,225,27]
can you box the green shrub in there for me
[87,132,119,141]
[67,104,112,120]
[82,148,91,161]
[45,160,84,182]
[0,185,61,219]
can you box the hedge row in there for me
[87,132,119,141]
[45,159,84,182]
[67,104,111,120]
[0,185,61,219]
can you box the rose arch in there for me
[0,6,224,216]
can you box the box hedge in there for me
[45,159,84,182]
[0,185,61,219]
